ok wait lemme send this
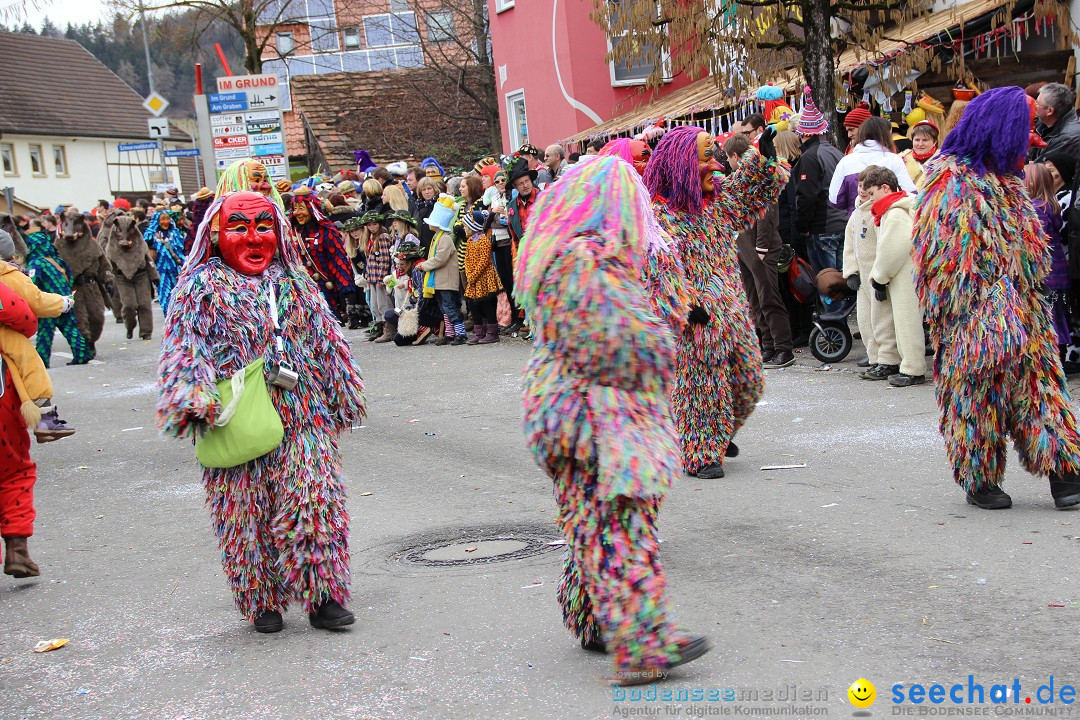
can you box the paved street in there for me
[3,309,1080,720]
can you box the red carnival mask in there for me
[629,140,651,175]
[217,192,278,275]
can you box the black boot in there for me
[309,600,355,629]
[347,305,362,330]
[1050,471,1080,509]
[253,610,283,633]
[725,442,739,458]
[581,634,607,653]
[694,464,725,479]
[965,485,1012,510]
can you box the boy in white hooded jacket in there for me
[863,166,926,386]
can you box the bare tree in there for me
[596,0,1071,147]
[394,0,501,152]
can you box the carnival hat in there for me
[516,143,542,159]
[474,156,497,174]
[507,157,537,186]
[462,209,489,234]
[425,194,457,232]
[337,180,358,195]
[396,240,424,260]
[386,210,417,227]
[796,87,829,136]
[421,157,445,178]
[387,161,408,177]
[844,102,872,130]
[342,217,365,232]
[358,210,385,226]
[353,150,377,173]
[275,179,293,194]
[192,187,213,201]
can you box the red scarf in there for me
[912,147,936,162]
[871,191,908,226]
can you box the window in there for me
[606,34,669,86]
[277,31,295,55]
[310,18,340,52]
[1,143,15,175]
[29,144,45,176]
[343,26,361,48]
[494,0,514,13]
[426,10,454,42]
[364,12,417,47]
[53,145,68,176]
[505,90,528,149]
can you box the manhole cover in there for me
[392,524,562,568]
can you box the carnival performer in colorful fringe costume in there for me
[913,86,1080,510]
[215,158,286,209]
[289,188,357,324]
[642,126,788,479]
[144,209,186,317]
[157,191,366,632]
[518,155,710,686]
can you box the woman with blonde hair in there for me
[382,183,409,213]
[361,179,385,214]
[773,129,802,164]
[414,176,442,251]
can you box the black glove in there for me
[105,281,115,296]
[871,279,888,302]
[688,305,710,325]
[758,126,777,160]
[846,275,860,292]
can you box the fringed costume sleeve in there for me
[156,266,223,438]
[523,234,680,502]
[712,150,790,234]
[642,240,690,337]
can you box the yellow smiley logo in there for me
[848,678,876,709]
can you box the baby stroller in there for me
[785,253,858,363]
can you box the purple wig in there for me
[938,86,1030,177]
[599,138,635,164]
[643,126,707,214]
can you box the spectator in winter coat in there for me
[829,117,916,215]
[790,88,849,287]
[1033,83,1080,162]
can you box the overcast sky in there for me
[17,0,112,29]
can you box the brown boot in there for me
[4,536,40,578]
[374,319,397,343]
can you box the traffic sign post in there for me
[203,73,291,183]
[148,117,170,139]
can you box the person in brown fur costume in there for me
[56,208,112,355]
[97,209,125,323]
[101,213,157,340]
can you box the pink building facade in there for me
[487,0,692,152]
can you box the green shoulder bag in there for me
[194,357,285,469]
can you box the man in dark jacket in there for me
[1034,83,1080,162]
[789,89,849,291]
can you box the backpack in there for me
[787,256,817,305]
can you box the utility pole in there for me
[138,1,170,193]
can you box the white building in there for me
[0,31,200,211]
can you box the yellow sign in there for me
[143,92,170,117]
[848,678,877,709]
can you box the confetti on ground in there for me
[359,492,373,497]
[761,464,806,471]
[1048,603,1067,607]
[545,540,567,546]
[925,637,957,644]
[32,638,69,653]
[408,657,429,662]
[465,547,477,553]
[120,427,143,432]
[407,419,420,423]
[820,503,839,508]
[521,582,544,589]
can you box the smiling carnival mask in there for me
[217,192,278,275]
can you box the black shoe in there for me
[451,335,467,346]
[671,634,712,668]
[1050,472,1080,509]
[253,610,283,633]
[694,464,725,479]
[856,356,871,368]
[434,335,453,346]
[309,600,355,629]
[791,333,809,348]
[763,350,795,369]
[760,350,776,365]
[126,328,133,340]
[965,486,1013,510]
[725,442,739,458]
[888,373,926,387]
[581,635,607,653]
[860,364,899,381]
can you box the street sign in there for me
[164,148,200,158]
[246,90,280,109]
[118,142,158,152]
[148,117,170,139]
[209,93,249,113]
[143,92,169,117]
[216,74,279,94]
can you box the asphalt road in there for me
[3,309,1080,720]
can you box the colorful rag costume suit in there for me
[522,230,685,672]
[291,209,356,321]
[648,151,788,473]
[157,197,365,619]
[24,232,90,366]
[913,156,1080,491]
[144,211,186,317]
